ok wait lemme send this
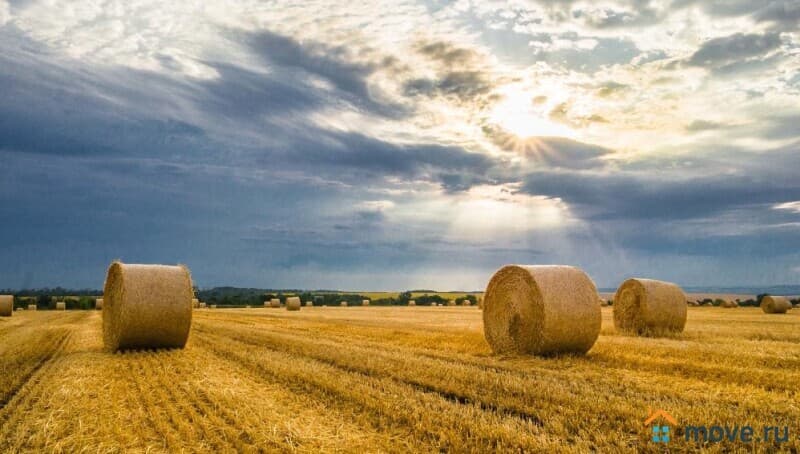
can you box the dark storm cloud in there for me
[686,32,782,69]
[520,148,800,221]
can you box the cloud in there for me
[686,120,725,132]
[686,32,782,70]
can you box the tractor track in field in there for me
[194,330,548,452]
[0,330,72,445]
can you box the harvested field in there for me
[1,307,799,452]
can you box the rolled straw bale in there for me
[340,301,348,307]
[28,304,37,311]
[192,298,199,308]
[286,297,301,311]
[0,295,12,317]
[96,298,104,310]
[210,304,217,309]
[305,301,313,307]
[270,298,281,308]
[461,299,472,306]
[483,265,601,356]
[362,299,370,306]
[199,302,207,309]
[613,278,687,335]
[599,298,610,307]
[720,300,738,308]
[795,303,800,309]
[16,307,23,311]
[102,262,193,351]
[761,295,791,314]
[56,302,66,311]
[447,300,456,306]
[408,300,416,306]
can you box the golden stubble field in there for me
[1,306,799,453]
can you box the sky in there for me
[1,0,799,291]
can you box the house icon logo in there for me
[644,408,677,443]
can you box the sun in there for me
[488,88,574,139]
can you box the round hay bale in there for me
[210,304,217,309]
[599,298,610,307]
[305,301,313,307]
[446,300,456,306]
[96,298,104,310]
[340,301,348,307]
[199,302,207,309]
[28,304,37,311]
[16,306,24,311]
[286,297,301,311]
[461,299,472,306]
[270,298,281,308]
[795,303,800,309]
[613,278,687,335]
[761,295,791,314]
[192,298,199,308]
[362,299,370,306]
[483,265,601,356]
[0,295,12,317]
[56,302,66,311]
[720,300,738,308]
[102,262,193,351]
[408,300,416,306]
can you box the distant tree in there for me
[756,294,768,306]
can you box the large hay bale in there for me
[96,298,104,310]
[362,299,370,306]
[103,262,193,351]
[408,300,416,306]
[0,295,12,317]
[761,295,791,314]
[613,278,687,336]
[56,302,66,311]
[483,265,601,356]
[28,304,37,311]
[270,298,281,308]
[286,297,301,311]
[720,300,738,308]
[340,301,348,307]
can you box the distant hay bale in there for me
[286,297,301,311]
[599,298,610,307]
[447,300,456,306]
[199,302,207,309]
[270,298,281,308]
[16,307,24,311]
[408,300,416,306]
[362,299,370,306]
[461,299,472,306]
[483,265,601,356]
[210,304,217,309]
[192,298,199,308]
[340,301,348,307]
[613,278,687,336]
[720,300,738,308]
[0,295,12,317]
[687,301,699,307]
[102,262,193,351]
[305,301,313,307]
[761,295,791,314]
[28,304,37,311]
[96,298,104,310]
[56,302,66,311]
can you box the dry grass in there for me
[1,307,799,452]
